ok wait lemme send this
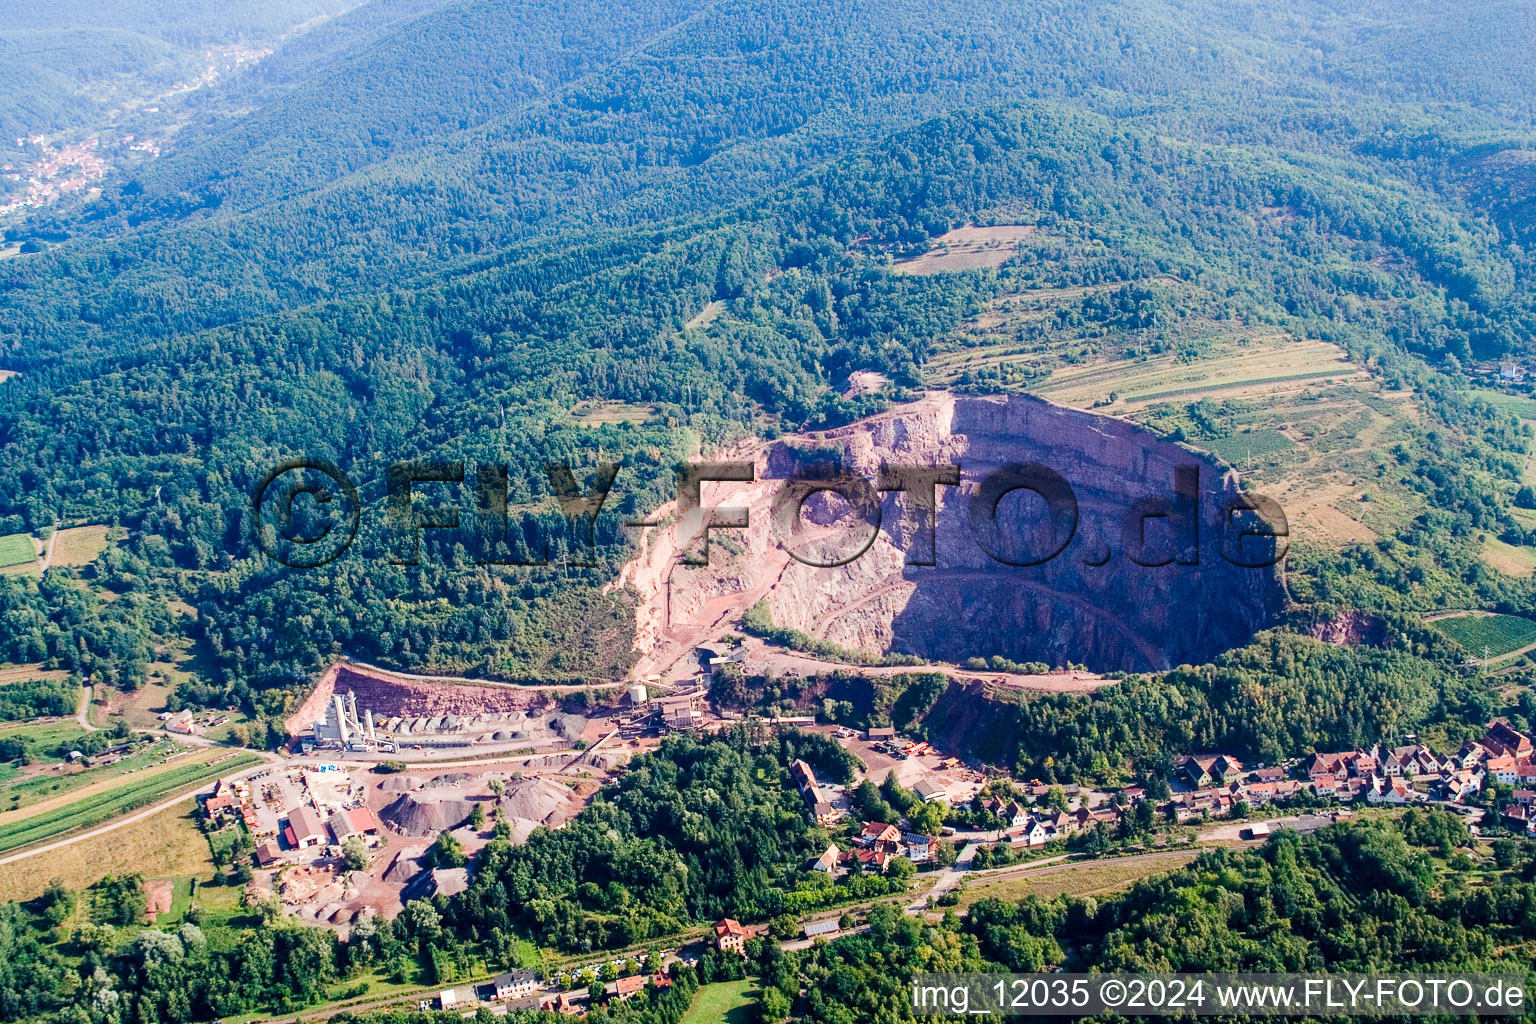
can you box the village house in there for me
[1365,774,1412,805]
[1003,801,1030,828]
[1441,770,1485,803]
[606,975,647,1002]
[1009,820,1057,849]
[492,970,539,1002]
[1485,756,1521,785]
[808,844,840,873]
[539,992,582,1016]
[860,821,902,851]
[1453,741,1489,770]
[1484,721,1534,760]
[808,796,842,827]
[1303,752,1350,779]
[789,760,818,792]
[713,918,753,953]
[902,832,932,863]
[203,779,241,822]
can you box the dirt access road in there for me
[734,635,1112,693]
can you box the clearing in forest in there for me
[50,525,111,568]
[570,400,656,426]
[893,224,1036,275]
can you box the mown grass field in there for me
[1482,537,1536,577]
[0,751,261,854]
[955,850,1200,910]
[1430,612,1536,659]
[0,532,35,569]
[0,799,215,902]
[50,525,111,568]
[680,979,758,1024]
[893,224,1036,275]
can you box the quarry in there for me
[245,391,1289,930]
[626,391,1287,680]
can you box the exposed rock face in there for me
[630,393,1284,673]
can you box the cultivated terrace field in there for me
[1429,611,1536,662]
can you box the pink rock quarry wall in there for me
[286,664,551,737]
[654,393,1284,673]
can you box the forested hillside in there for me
[0,0,358,158]
[1,0,1536,744]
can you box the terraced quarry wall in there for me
[631,393,1286,673]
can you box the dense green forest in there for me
[6,91,1536,733]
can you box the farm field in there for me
[928,277,1415,549]
[0,737,193,814]
[1467,388,1536,421]
[50,524,112,568]
[0,750,261,854]
[0,799,214,902]
[1027,336,1362,411]
[0,531,36,569]
[1200,428,1298,468]
[1429,612,1536,660]
[954,850,1200,910]
[0,663,71,684]
[680,978,759,1024]
[893,224,1036,275]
